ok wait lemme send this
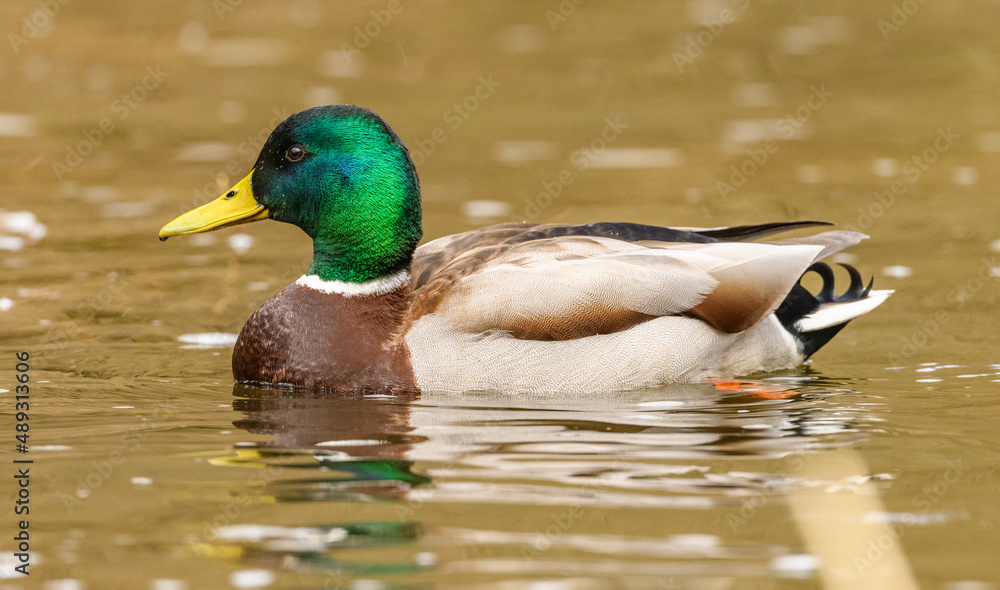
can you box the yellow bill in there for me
[159,171,269,241]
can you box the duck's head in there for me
[160,105,422,283]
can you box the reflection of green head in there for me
[251,105,422,283]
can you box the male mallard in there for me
[160,105,891,394]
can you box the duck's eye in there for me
[285,144,306,162]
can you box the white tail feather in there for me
[795,290,894,332]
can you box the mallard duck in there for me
[160,105,891,394]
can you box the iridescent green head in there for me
[160,105,422,284]
[255,105,422,282]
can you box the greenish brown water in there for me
[1,1,999,588]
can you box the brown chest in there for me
[232,283,418,393]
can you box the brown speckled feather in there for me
[234,283,417,393]
[409,223,558,317]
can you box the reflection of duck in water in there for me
[229,385,429,503]
[212,380,886,585]
[226,378,865,505]
[196,386,431,583]
[161,105,891,394]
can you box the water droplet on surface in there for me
[178,21,209,53]
[287,0,323,28]
[637,400,685,408]
[203,39,289,67]
[229,233,253,255]
[177,333,239,349]
[175,142,237,162]
[229,569,275,589]
[733,82,777,107]
[463,200,511,220]
[304,86,341,107]
[951,166,979,186]
[589,148,682,169]
[502,24,544,53]
[101,202,155,219]
[771,553,819,576]
[872,158,899,178]
[881,265,912,279]
[42,580,84,590]
[493,140,558,165]
[976,131,1000,152]
[217,100,246,124]
[0,113,37,137]
[191,234,216,247]
[320,49,361,78]
[796,164,825,184]
[831,252,857,264]
[0,237,24,251]
[84,64,115,92]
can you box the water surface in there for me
[2,1,999,588]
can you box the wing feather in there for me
[765,230,868,262]
[442,248,718,339]
[412,229,824,339]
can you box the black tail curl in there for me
[775,262,875,358]
[806,262,873,303]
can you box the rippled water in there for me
[2,1,999,588]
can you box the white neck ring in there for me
[295,269,409,297]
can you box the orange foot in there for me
[705,377,796,399]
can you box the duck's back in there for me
[404,221,887,393]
